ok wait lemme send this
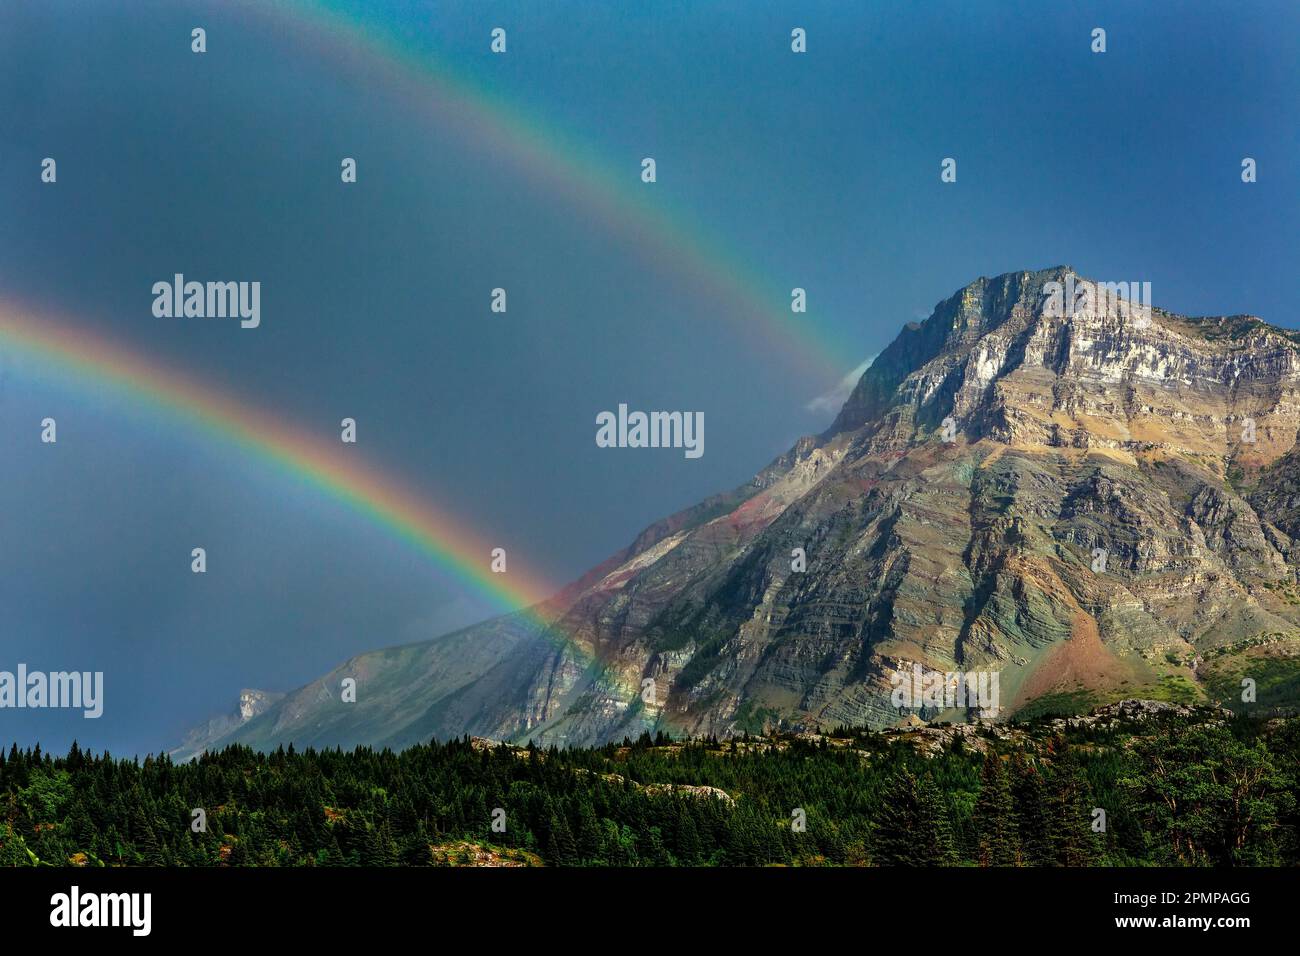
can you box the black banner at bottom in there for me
[1,865,1284,942]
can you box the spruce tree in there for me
[1010,752,1053,865]
[874,769,955,865]
[575,800,602,863]
[1046,757,1100,866]
[974,752,1020,866]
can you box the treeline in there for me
[1,713,1296,866]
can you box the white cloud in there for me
[805,355,877,415]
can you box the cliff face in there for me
[176,267,1300,757]
[168,689,284,759]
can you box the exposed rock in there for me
[1045,698,1234,731]
[428,841,542,867]
[169,689,284,761]
[642,783,735,804]
[177,268,1300,754]
[883,721,994,757]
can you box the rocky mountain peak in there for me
[828,268,1300,466]
[176,268,1300,757]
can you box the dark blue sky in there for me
[1,0,1297,753]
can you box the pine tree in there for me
[874,769,955,865]
[324,835,345,866]
[130,801,164,866]
[1010,752,1053,865]
[1046,757,1100,866]
[353,806,399,867]
[974,752,1020,866]
[545,812,577,866]
[575,800,601,863]
[0,822,36,866]
[675,805,703,864]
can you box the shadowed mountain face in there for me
[176,267,1300,757]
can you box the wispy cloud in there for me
[805,355,877,415]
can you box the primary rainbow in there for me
[0,300,561,624]
[1,300,654,719]
[242,0,852,381]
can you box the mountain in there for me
[168,689,283,760]
[172,267,1300,758]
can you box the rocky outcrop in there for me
[169,689,283,760]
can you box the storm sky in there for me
[1,0,1296,753]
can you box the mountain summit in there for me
[175,268,1300,757]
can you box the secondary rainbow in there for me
[242,0,853,382]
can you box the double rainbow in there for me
[1,1,859,722]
